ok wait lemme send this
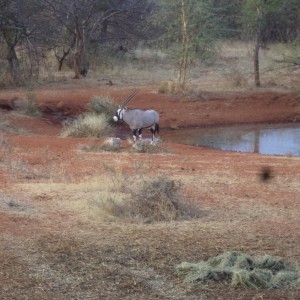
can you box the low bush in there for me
[128,175,183,222]
[96,174,201,223]
[12,92,42,118]
[22,100,42,118]
[88,95,117,121]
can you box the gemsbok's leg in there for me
[150,127,155,143]
[150,123,159,144]
[138,128,143,142]
[132,129,138,144]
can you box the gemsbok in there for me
[113,90,159,144]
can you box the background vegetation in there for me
[0,0,299,89]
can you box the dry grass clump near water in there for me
[61,95,117,138]
[177,251,300,289]
[61,113,110,138]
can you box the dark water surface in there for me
[163,124,300,156]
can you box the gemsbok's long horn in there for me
[120,89,139,109]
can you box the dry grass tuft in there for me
[11,92,42,117]
[224,66,248,88]
[61,113,111,138]
[0,135,11,161]
[0,192,31,212]
[130,139,170,154]
[177,251,300,289]
[158,81,199,97]
[128,175,184,222]
[22,92,42,117]
[81,138,121,153]
[101,137,121,151]
[158,81,178,94]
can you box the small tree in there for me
[42,0,151,79]
[0,0,53,84]
[242,0,300,87]
[0,1,33,83]
[254,4,263,87]
[152,0,221,88]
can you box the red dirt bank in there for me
[1,85,300,130]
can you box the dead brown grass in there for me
[5,165,297,299]
[1,221,300,300]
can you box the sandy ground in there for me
[0,83,300,299]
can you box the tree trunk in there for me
[73,23,83,79]
[73,22,89,78]
[73,51,81,79]
[2,29,21,83]
[254,6,263,87]
[178,0,189,88]
[56,47,71,71]
[254,129,260,153]
[79,26,89,77]
[7,47,21,83]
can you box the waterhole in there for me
[163,123,300,156]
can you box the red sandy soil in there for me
[0,83,300,299]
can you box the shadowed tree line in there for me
[0,0,152,83]
[0,0,299,86]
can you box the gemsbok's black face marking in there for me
[113,109,121,122]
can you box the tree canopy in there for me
[0,0,299,86]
